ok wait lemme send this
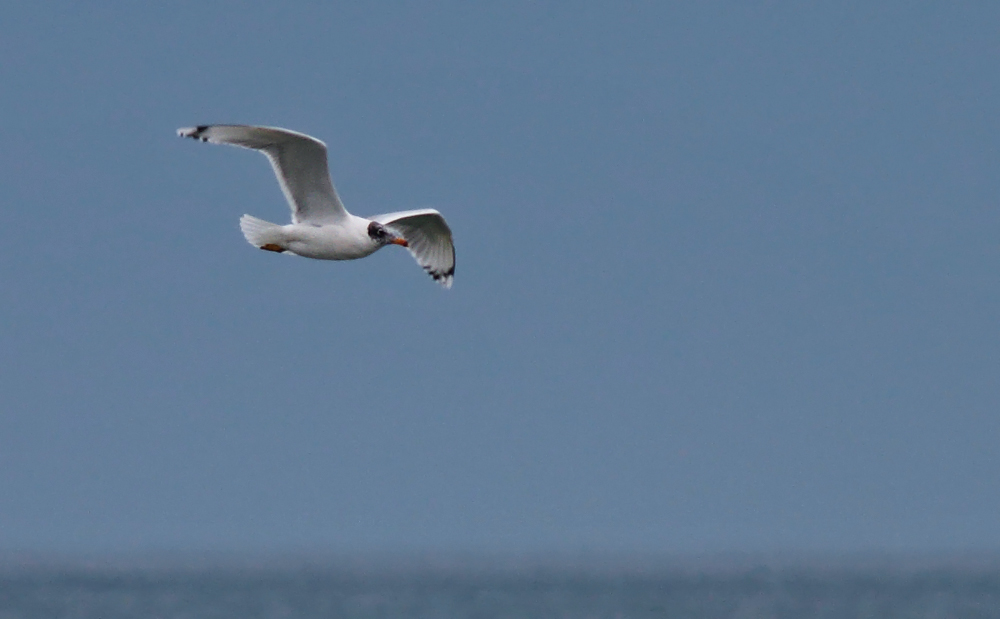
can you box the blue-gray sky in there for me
[1,2,998,555]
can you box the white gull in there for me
[178,125,455,288]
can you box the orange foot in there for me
[260,243,286,253]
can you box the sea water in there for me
[2,557,999,618]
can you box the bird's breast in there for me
[283,223,378,261]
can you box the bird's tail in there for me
[239,215,285,249]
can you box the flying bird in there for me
[177,125,455,288]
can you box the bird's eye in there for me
[367,222,386,239]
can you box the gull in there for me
[177,125,455,288]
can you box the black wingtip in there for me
[425,265,455,287]
[177,125,211,141]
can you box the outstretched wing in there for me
[373,209,455,288]
[178,125,348,224]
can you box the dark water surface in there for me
[2,556,1000,618]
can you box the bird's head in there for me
[368,221,408,248]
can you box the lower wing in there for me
[372,209,455,288]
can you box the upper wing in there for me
[177,125,348,224]
[372,209,456,288]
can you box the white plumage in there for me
[178,125,456,288]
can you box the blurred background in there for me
[0,1,998,558]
